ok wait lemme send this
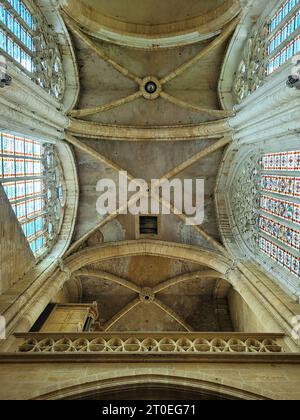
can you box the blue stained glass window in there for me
[268,0,300,74]
[0,0,64,99]
[270,0,300,33]
[7,0,34,29]
[0,0,34,73]
[0,132,65,258]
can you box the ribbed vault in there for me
[62,241,239,332]
[59,2,240,332]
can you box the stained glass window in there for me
[0,0,34,73]
[260,196,300,225]
[259,215,299,251]
[234,0,300,103]
[268,0,300,74]
[0,132,65,258]
[270,0,300,32]
[258,150,300,279]
[261,176,300,197]
[259,236,300,277]
[262,151,300,171]
[0,0,65,99]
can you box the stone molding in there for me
[68,118,232,141]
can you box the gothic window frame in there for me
[230,148,300,286]
[0,0,65,100]
[0,131,66,259]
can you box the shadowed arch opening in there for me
[57,240,283,335]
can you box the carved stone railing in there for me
[14,333,286,354]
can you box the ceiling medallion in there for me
[140,76,162,100]
[140,288,155,304]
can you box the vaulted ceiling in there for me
[59,0,240,48]
[78,256,233,332]
[59,0,241,332]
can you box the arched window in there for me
[229,148,300,293]
[258,150,300,277]
[0,0,65,99]
[233,0,300,103]
[0,132,65,258]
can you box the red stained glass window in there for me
[261,176,300,197]
[259,236,300,277]
[258,150,300,278]
[262,151,300,171]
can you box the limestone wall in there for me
[228,289,266,333]
[0,184,35,294]
[0,362,299,400]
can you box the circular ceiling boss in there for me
[140,76,162,100]
[140,288,155,304]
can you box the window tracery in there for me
[230,152,261,250]
[0,0,65,100]
[233,23,269,103]
[0,132,65,258]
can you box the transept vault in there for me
[0,0,300,401]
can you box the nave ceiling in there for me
[58,0,241,332]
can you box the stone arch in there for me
[36,0,80,111]
[58,240,284,336]
[43,142,79,264]
[59,0,241,49]
[33,372,270,400]
[65,240,233,276]
[15,240,292,347]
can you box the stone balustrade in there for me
[14,333,285,354]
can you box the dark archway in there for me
[63,383,243,400]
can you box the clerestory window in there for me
[268,0,300,74]
[0,131,65,258]
[258,150,300,278]
[234,0,300,103]
[0,0,65,99]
